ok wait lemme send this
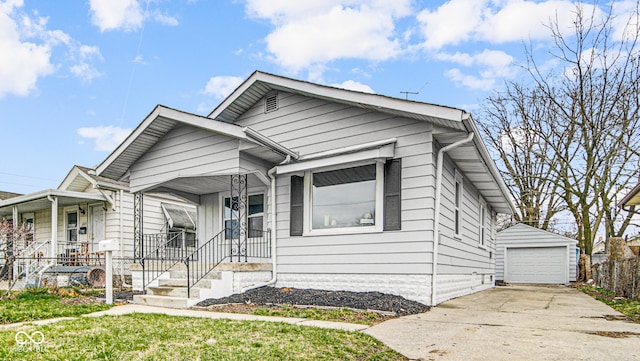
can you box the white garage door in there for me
[506,247,567,284]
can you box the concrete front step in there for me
[147,286,201,298]
[158,278,212,288]
[169,270,222,280]
[133,294,192,309]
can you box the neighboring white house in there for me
[0,165,196,285]
[496,223,578,284]
[96,71,515,306]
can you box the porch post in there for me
[134,192,143,263]
[230,174,248,262]
[11,206,17,281]
[49,196,58,259]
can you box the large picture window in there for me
[311,164,377,230]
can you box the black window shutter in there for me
[290,175,304,236]
[384,158,401,231]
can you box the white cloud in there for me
[202,76,244,99]
[438,49,517,90]
[89,0,179,32]
[151,10,179,26]
[330,80,374,93]
[89,0,144,32]
[70,63,102,83]
[77,126,131,151]
[0,2,104,95]
[0,1,53,97]
[417,0,487,49]
[246,1,412,73]
[417,0,600,50]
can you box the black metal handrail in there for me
[141,231,193,291]
[185,228,271,298]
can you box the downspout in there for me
[119,189,130,287]
[431,132,474,306]
[241,165,278,292]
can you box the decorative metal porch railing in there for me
[141,231,194,290]
[14,240,53,286]
[184,228,271,298]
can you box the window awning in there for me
[275,139,396,175]
[161,203,197,230]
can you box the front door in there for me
[90,205,105,248]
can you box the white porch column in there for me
[12,206,17,228]
[49,196,58,258]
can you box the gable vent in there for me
[264,92,278,113]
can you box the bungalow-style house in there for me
[0,165,196,286]
[96,71,514,307]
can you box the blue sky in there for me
[0,0,633,194]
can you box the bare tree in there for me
[479,83,565,231]
[0,217,32,298]
[480,2,640,254]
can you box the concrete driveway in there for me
[365,285,640,360]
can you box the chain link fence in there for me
[11,256,138,290]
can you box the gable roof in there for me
[208,71,468,128]
[59,165,129,192]
[497,223,578,244]
[96,71,514,213]
[0,191,21,201]
[96,105,298,181]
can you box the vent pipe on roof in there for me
[431,132,474,306]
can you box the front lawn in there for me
[0,313,406,360]
[0,288,112,324]
[204,303,394,326]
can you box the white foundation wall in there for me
[233,271,272,293]
[276,273,432,305]
[435,273,494,305]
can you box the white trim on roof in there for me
[208,71,466,123]
[0,189,106,208]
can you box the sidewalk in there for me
[1,303,370,332]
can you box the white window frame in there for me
[454,169,463,239]
[22,212,35,243]
[221,191,266,239]
[478,196,487,248]
[64,207,80,247]
[303,160,384,236]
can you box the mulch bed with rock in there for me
[196,287,430,316]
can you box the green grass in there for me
[579,286,640,323]
[0,313,406,360]
[0,288,112,324]
[251,305,388,325]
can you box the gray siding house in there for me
[96,71,514,306]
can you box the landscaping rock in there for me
[196,287,430,316]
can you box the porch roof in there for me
[96,106,298,181]
[0,189,106,216]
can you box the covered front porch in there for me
[0,190,112,285]
[134,172,274,293]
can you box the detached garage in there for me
[496,223,578,284]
